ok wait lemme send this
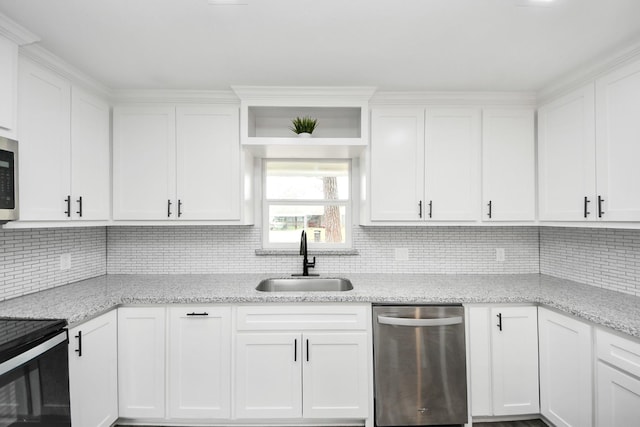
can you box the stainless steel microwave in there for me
[0,136,18,223]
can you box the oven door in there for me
[0,331,70,427]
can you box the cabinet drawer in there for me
[597,328,640,378]
[236,304,369,331]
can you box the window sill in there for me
[255,249,359,256]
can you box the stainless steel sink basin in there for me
[256,278,353,292]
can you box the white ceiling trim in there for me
[111,89,240,105]
[0,12,38,45]
[232,86,377,105]
[370,91,537,107]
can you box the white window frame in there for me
[262,158,352,250]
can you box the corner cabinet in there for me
[68,310,118,427]
[368,107,481,222]
[482,109,536,222]
[113,104,253,223]
[17,57,110,222]
[468,305,539,417]
[538,307,593,427]
[234,304,371,422]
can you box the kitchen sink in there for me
[256,277,353,292]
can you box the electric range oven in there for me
[0,318,70,427]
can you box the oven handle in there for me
[377,315,463,327]
[0,331,67,377]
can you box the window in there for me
[263,160,351,249]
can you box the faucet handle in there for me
[308,256,316,268]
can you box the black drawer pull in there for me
[584,196,590,219]
[598,195,605,218]
[487,200,492,219]
[64,196,71,217]
[496,313,502,331]
[75,330,82,357]
[76,196,83,217]
[186,312,209,316]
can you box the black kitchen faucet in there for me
[293,230,318,277]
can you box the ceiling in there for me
[1,0,640,92]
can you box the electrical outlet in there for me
[394,248,409,261]
[60,253,71,270]
[495,248,505,262]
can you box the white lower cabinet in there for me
[118,307,166,419]
[234,304,371,422]
[538,307,593,427]
[468,305,539,417]
[168,306,232,419]
[68,310,118,427]
[596,328,640,426]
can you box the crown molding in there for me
[0,13,39,45]
[370,91,537,107]
[111,89,240,104]
[537,38,640,105]
[20,44,111,98]
[232,86,377,104]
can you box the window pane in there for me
[268,205,347,244]
[265,160,349,200]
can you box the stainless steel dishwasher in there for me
[373,305,468,426]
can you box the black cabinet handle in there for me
[487,200,492,219]
[76,196,83,217]
[496,313,502,331]
[186,312,208,316]
[294,338,297,362]
[584,196,591,219]
[167,199,172,218]
[428,200,433,218]
[306,339,310,362]
[418,200,422,218]
[598,195,605,218]
[75,330,82,357]
[64,196,71,217]
[178,199,183,218]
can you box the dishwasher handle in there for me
[377,315,463,327]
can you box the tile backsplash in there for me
[0,227,106,301]
[540,227,640,296]
[107,226,540,275]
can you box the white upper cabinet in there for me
[113,104,249,222]
[18,58,71,220]
[17,57,110,222]
[538,84,596,221]
[425,108,481,221]
[176,106,240,220]
[70,87,110,220]
[370,108,424,221]
[368,107,481,223]
[595,59,640,222]
[113,105,176,220]
[482,109,536,221]
[0,34,18,138]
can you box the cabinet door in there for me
[302,332,369,419]
[70,87,110,220]
[118,307,166,419]
[370,108,425,221]
[596,361,640,426]
[538,85,597,221]
[168,306,231,419]
[538,308,593,427]
[425,108,480,221]
[491,306,539,415]
[595,59,640,221]
[18,58,71,220]
[113,105,176,220]
[482,109,535,221]
[176,106,240,220]
[68,310,118,427]
[235,332,302,419]
[0,35,18,138]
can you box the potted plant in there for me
[289,116,318,137]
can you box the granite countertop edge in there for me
[0,273,638,339]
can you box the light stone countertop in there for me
[0,273,638,338]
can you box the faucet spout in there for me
[293,230,318,277]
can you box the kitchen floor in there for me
[117,422,549,427]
